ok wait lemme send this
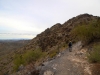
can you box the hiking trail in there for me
[39,41,92,75]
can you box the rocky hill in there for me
[1,13,100,75]
[13,13,100,74]
[20,13,98,52]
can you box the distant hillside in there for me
[0,40,30,56]
[0,40,30,74]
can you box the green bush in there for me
[49,52,57,58]
[23,49,42,63]
[88,44,100,63]
[49,49,58,58]
[13,54,24,71]
[13,49,44,71]
[71,20,100,44]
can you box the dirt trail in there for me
[39,41,92,75]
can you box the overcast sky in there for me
[0,0,100,39]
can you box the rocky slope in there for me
[20,13,98,52]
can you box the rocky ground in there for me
[39,41,92,75]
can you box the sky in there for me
[0,0,100,39]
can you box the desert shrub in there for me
[23,49,42,63]
[49,52,57,58]
[88,44,100,63]
[13,48,44,71]
[49,49,58,58]
[71,20,100,44]
[13,54,24,71]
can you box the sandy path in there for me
[39,41,92,75]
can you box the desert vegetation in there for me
[71,19,100,44]
[0,40,30,74]
[13,48,46,71]
[88,44,100,63]
[71,19,100,64]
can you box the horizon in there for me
[0,33,35,39]
[0,38,32,40]
[0,0,100,39]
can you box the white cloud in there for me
[0,12,44,34]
